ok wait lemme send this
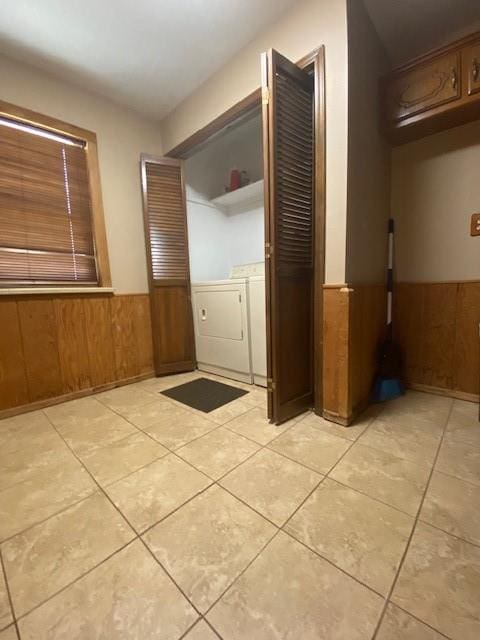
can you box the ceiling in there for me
[363,0,480,65]
[0,0,298,121]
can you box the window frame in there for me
[0,100,111,289]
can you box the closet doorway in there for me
[141,47,325,424]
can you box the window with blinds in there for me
[0,117,98,285]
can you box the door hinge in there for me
[262,86,270,106]
[239,293,242,303]
[265,242,273,259]
[267,378,276,392]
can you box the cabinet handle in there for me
[451,67,458,90]
[473,58,479,82]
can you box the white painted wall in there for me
[185,113,264,282]
[186,188,231,281]
[186,186,264,282]
[227,207,264,268]
[391,120,480,282]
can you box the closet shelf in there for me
[210,179,264,214]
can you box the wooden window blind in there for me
[0,117,98,285]
[144,161,189,281]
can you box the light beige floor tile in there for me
[436,435,480,486]
[0,439,73,491]
[144,486,276,612]
[446,400,480,448]
[0,568,12,631]
[176,428,260,480]
[268,422,350,474]
[184,620,219,639]
[0,627,17,640]
[299,411,372,441]
[139,371,200,393]
[392,522,480,640]
[285,479,413,595]
[241,388,267,408]
[0,459,96,541]
[0,412,57,456]
[78,432,168,486]
[359,417,442,466]
[44,397,116,430]
[204,399,252,425]
[18,540,198,640]
[377,604,445,639]
[330,443,430,516]
[106,454,212,532]
[142,406,217,450]
[226,407,296,445]
[220,449,321,526]
[57,414,138,454]
[2,492,134,616]
[379,393,451,426]
[207,531,383,640]
[420,471,480,546]
[120,399,177,428]
[95,385,158,413]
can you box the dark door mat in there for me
[161,377,248,413]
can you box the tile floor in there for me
[0,371,479,639]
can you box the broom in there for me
[372,218,404,402]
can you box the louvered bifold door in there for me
[140,156,195,375]
[262,49,315,424]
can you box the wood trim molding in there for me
[0,99,97,143]
[0,372,154,420]
[0,100,111,288]
[166,89,261,159]
[406,382,479,403]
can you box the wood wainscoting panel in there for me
[349,285,387,416]
[394,281,480,400]
[323,286,351,423]
[55,298,92,393]
[84,296,116,387]
[111,295,138,380]
[454,282,480,396]
[323,284,386,425]
[0,300,28,409]
[17,299,63,402]
[0,293,155,415]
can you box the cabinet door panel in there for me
[464,42,480,96]
[385,51,460,122]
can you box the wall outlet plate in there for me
[471,213,480,237]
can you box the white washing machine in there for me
[191,263,267,387]
[191,278,252,384]
[231,262,267,388]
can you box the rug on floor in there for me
[161,377,248,412]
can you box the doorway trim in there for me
[167,46,326,415]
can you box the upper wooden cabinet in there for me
[464,42,480,96]
[382,33,480,144]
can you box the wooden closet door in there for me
[140,155,195,375]
[262,49,314,424]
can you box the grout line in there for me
[416,518,480,549]
[0,548,20,638]
[3,379,463,639]
[370,397,455,640]
[390,603,453,640]
[11,538,137,625]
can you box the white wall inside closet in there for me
[185,113,264,281]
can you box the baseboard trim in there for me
[406,382,479,403]
[0,371,155,420]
